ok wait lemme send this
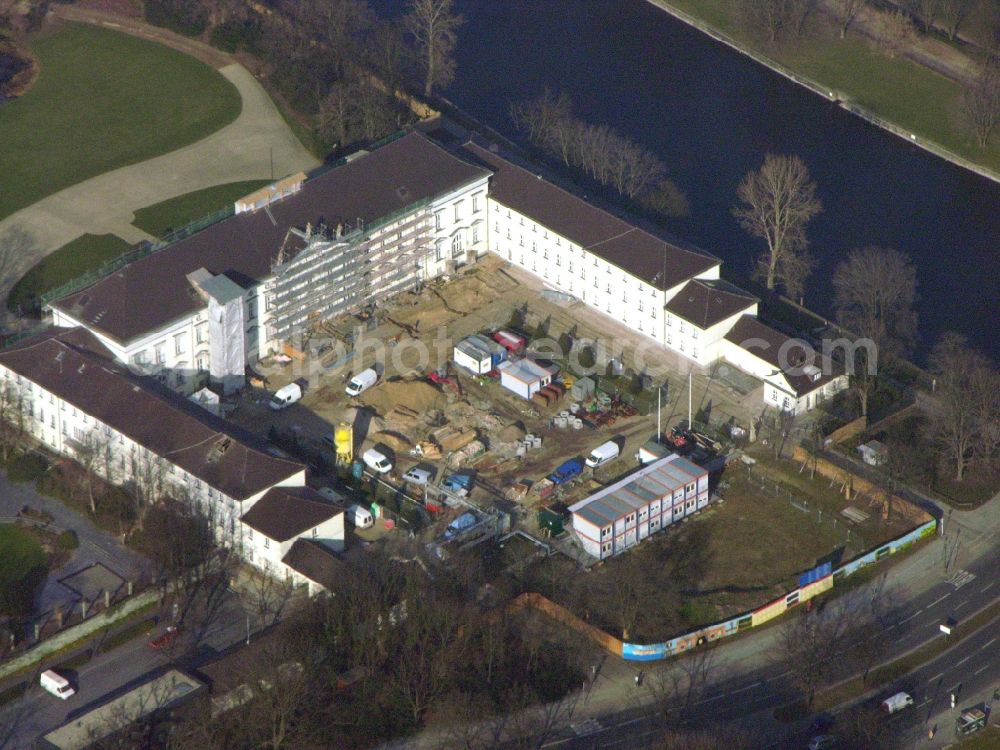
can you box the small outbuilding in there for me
[570,376,595,401]
[858,440,889,466]
[453,334,507,374]
[496,358,558,400]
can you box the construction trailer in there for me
[453,334,506,374]
[496,358,558,400]
[569,453,709,560]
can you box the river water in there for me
[432,0,1000,362]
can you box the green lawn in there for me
[7,233,132,313]
[0,524,47,618]
[132,180,269,237]
[0,22,241,222]
[658,0,1000,173]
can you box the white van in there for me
[881,692,914,714]
[347,504,374,528]
[40,669,75,700]
[269,382,303,410]
[345,368,379,397]
[362,447,393,474]
[585,440,621,468]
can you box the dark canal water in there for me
[429,0,1000,362]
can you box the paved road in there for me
[0,28,318,298]
[0,469,151,615]
[532,540,1000,750]
[0,587,252,749]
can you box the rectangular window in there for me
[472,194,480,213]
[174,334,185,355]
[454,202,461,222]
[312,527,318,538]
[435,212,443,231]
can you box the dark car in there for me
[810,712,835,734]
[148,625,181,650]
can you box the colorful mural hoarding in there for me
[799,574,833,602]
[751,596,788,627]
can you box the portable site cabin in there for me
[453,334,507,375]
[569,453,709,560]
[496,359,557,400]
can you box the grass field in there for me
[658,0,1000,173]
[0,22,241,222]
[6,233,132,313]
[131,179,268,236]
[0,524,47,618]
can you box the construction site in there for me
[217,253,928,635]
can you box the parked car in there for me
[362,447,393,474]
[148,625,182,651]
[40,669,75,700]
[548,458,583,485]
[269,382,302,410]
[345,367,379,397]
[346,504,374,528]
[585,440,620,468]
[880,691,914,714]
[402,466,433,485]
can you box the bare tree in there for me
[940,0,978,39]
[646,648,718,727]
[733,153,822,297]
[654,726,755,750]
[405,0,463,97]
[832,246,918,417]
[964,61,1000,147]
[927,333,993,481]
[788,0,819,36]
[907,0,944,32]
[740,0,793,43]
[873,9,916,56]
[0,225,36,306]
[832,0,868,38]
[72,428,111,515]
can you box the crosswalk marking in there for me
[948,569,976,589]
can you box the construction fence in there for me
[517,518,937,662]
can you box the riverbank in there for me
[645,0,1000,185]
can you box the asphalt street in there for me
[0,589,252,750]
[530,538,1000,750]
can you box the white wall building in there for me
[49,133,491,395]
[569,454,709,560]
[0,327,312,558]
[496,358,557,399]
[721,316,848,415]
[240,485,344,573]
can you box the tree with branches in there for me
[964,61,1000,147]
[405,0,463,97]
[733,153,821,299]
[832,246,918,417]
[832,0,868,38]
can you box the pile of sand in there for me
[361,378,445,416]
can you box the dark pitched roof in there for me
[461,141,718,291]
[665,279,757,329]
[281,538,348,590]
[725,315,844,396]
[0,327,303,500]
[241,486,341,541]
[51,132,491,344]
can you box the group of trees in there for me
[510,88,691,219]
[141,0,464,155]
[109,538,590,750]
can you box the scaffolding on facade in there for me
[267,200,436,344]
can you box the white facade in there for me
[569,454,709,560]
[719,336,848,416]
[484,197,730,362]
[243,512,344,571]
[0,358,305,551]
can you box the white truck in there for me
[40,669,75,700]
[347,504,374,528]
[269,382,303,410]
[345,368,379,397]
[585,440,620,468]
[880,692,914,714]
[362,447,393,474]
